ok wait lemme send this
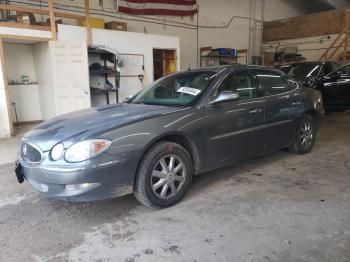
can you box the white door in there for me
[50,40,91,116]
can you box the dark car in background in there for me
[15,65,324,208]
[275,61,341,87]
[276,61,350,111]
[313,63,350,110]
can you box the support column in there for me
[0,38,13,138]
[48,0,57,40]
[85,0,92,46]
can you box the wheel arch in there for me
[137,132,201,177]
[301,108,322,130]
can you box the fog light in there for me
[65,182,100,191]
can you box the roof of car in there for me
[278,61,338,66]
[190,64,278,72]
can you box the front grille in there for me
[20,142,43,164]
[26,177,49,193]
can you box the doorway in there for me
[153,49,177,80]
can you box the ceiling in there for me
[296,0,350,13]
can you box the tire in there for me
[288,114,316,154]
[134,141,193,209]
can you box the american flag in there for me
[117,0,198,16]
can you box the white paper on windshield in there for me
[177,87,201,96]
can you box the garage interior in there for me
[0,0,349,261]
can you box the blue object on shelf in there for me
[212,48,236,57]
[212,48,227,56]
[219,48,227,56]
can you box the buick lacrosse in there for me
[15,65,324,208]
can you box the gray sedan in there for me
[15,65,324,208]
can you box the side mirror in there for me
[210,91,240,105]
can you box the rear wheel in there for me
[288,114,316,154]
[134,141,193,209]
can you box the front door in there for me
[204,70,265,166]
[320,64,350,109]
[50,40,91,116]
[254,69,302,151]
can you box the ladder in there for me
[319,10,350,63]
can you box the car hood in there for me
[23,103,179,151]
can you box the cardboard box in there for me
[105,21,127,31]
[78,17,105,29]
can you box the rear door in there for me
[321,64,350,109]
[254,70,303,151]
[50,40,91,116]
[204,70,265,166]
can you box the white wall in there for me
[0,50,11,138]
[3,43,37,84]
[264,0,304,20]
[8,84,42,122]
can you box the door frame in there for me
[0,37,13,136]
[152,48,178,81]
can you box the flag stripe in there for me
[118,6,197,15]
[119,1,197,11]
[125,0,196,5]
[118,0,198,16]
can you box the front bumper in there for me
[16,158,134,202]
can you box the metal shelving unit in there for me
[200,47,248,67]
[88,47,120,104]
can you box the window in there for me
[335,64,350,77]
[279,63,320,79]
[214,71,256,100]
[256,70,296,96]
[129,71,216,106]
[330,62,341,72]
[321,62,337,76]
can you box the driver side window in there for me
[215,71,257,100]
[335,64,350,77]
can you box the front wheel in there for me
[288,114,316,154]
[134,141,193,209]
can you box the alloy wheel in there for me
[151,154,186,199]
[299,120,313,149]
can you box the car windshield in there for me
[128,71,217,106]
[278,63,320,80]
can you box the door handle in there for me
[249,108,262,114]
[84,90,89,94]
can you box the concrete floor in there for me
[0,113,349,262]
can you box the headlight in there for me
[51,143,64,161]
[313,96,323,111]
[64,139,111,163]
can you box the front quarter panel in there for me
[99,107,205,185]
[299,87,325,129]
